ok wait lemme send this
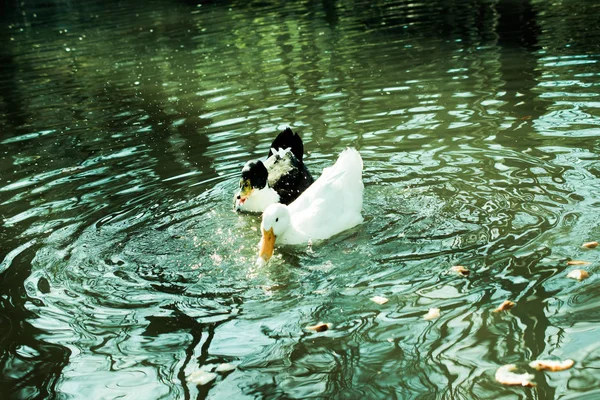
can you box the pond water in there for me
[1,0,600,399]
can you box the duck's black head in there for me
[238,160,268,199]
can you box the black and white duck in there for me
[234,127,314,213]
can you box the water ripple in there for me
[2,0,600,399]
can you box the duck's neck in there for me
[241,186,280,213]
[279,219,309,245]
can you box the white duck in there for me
[257,148,364,264]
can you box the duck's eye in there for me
[275,218,279,222]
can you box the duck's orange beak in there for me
[258,227,276,264]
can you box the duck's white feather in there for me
[277,148,364,244]
[263,148,294,187]
[238,186,279,213]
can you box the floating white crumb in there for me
[567,269,589,280]
[450,265,470,276]
[495,364,535,387]
[423,308,441,321]
[529,359,574,371]
[566,260,591,266]
[215,363,237,373]
[370,296,389,305]
[187,370,217,385]
[306,322,332,332]
[494,300,515,312]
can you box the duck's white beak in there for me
[236,190,252,206]
[257,227,276,264]
[235,181,254,209]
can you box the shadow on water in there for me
[0,245,70,399]
[1,0,600,399]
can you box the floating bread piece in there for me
[582,241,599,249]
[215,363,237,373]
[567,260,591,266]
[187,370,217,385]
[529,359,574,371]
[370,296,389,305]
[450,265,470,277]
[567,269,589,280]
[494,300,515,312]
[495,364,535,387]
[423,308,441,321]
[306,322,332,332]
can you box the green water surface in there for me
[1,0,600,399]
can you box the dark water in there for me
[1,0,600,398]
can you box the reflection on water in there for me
[1,0,600,398]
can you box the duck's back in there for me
[267,150,314,205]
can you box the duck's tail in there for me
[333,148,364,225]
[315,148,363,202]
[334,147,363,179]
[268,127,305,162]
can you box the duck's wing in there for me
[290,148,362,211]
[268,127,304,162]
[289,149,363,237]
[291,174,363,240]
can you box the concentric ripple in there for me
[1,0,600,399]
